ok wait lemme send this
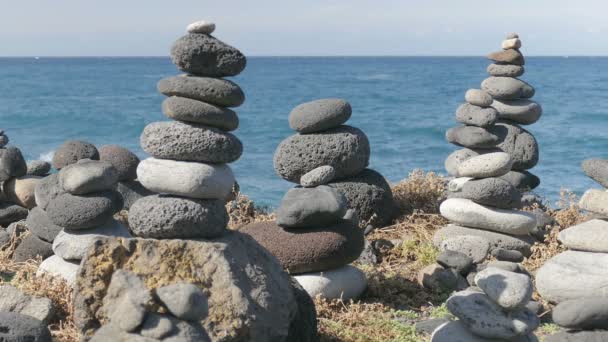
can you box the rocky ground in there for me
[0,169,586,342]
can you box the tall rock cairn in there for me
[445,33,542,192]
[241,99,375,300]
[0,131,30,228]
[535,159,608,341]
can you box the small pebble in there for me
[186,20,215,34]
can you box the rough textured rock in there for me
[52,220,131,260]
[464,89,493,107]
[436,250,473,275]
[34,173,63,211]
[487,63,525,77]
[4,175,41,209]
[447,289,539,339]
[545,330,608,342]
[12,233,53,262]
[294,265,367,301]
[457,152,513,178]
[434,224,534,256]
[36,255,80,285]
[492,99,542,125]
[450,177,522,209]
[287,278,320,342]
[73,233,301,342]
[128,195,227,239]
[98,145,140,181]
[481,77,535,100]
[59,159,118,195]
[0,203,28,226]
[475,267,533,310]
[492,248,524,262]
[499,170,540,191]
[0,146,27,182]
[417,264,468,292]
[274,125,370,183]
[170,33,246,77]
[288,98,352,133]
[0,284,55,323]
[157,283,208,321]
[552,297,608,330]
[240,218,364,274]
[102,270,151,332]
[276,186,347,228]
[558,219,608,252]
[45,190,122,230]
[490,121,539,170]
[116,180,155,210]
[141,121,242,164]
[415,318,450,336]
[52,140,99,170]
[328,169,394,227]
[536,250,608,303]
[162,96,239,131]
[440,198,536,235]
[439,235,490,263]
[446,126,500,148]
[157,75,245,107]
[300,165,336,187]
[26,160,51,176]
[579,189,608,216]
[582,159,608,188]
[487,49,525,65]
[26,207,63,242]
[0,312,52,342]
[455,103,498,127]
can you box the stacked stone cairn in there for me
[0,130,31,230]
[535,159,608,341]
[71,21,317,342]
[242,98,376,300]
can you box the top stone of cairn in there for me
[187,20,216,34]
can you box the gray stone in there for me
[36,255,80,285]
[536,250,608,303]
[12,233,53,262]
[46,190,122,230]
[4,175,41,209]
[558,219,608,252]
[492,99,542,125]
[417,264,468,292]
[356,239,377,265]
[433,224,534,256]
[102,270,151,332]
[475,267,533,310]
[116,180,154,210]
[487,63,525,77]
[288,98,352,133]
[274,125,370,183]
[170,33,246,77]
[492,248,524,262]
[431,320,539,342]
[526,301,543,315]
[446,125,500,148]
[552,297,608,330]
[545,330,608,342]
[457,152,513,178]
[506,33,519,39]
[486,261,530,276]
[34,173,63,211]
[276,186,347,228]
[499,170,540,191]
[444,148,500,177]
[490,121,539,171]
[128,195,227,239]
[328,169,394,227]
[140,313,176,339]
[0,285,55,323]
[0,203,28,226]
[287,278,319,342]
[141,121,242,163]
[482,77,535,100]
[415,318,450,335]
[26,160,51,176]
[157,75,245,107]
[162,96,239,131]
[0,131,8,148]
[51,140,99,170]
[582,159,608,188]
[464,89,493,107]
[98,145,140,181]
[59,159,118,195]
[90,324,161,342]
[579,189,608,216]
[487,49,525,65]
[52,220,131,260]
[300,165,336,187]
[25,207,63,242]
[0,146,27,182]
[0,312,52,342]
[447,289,539,339]
[450,177,522,209]
[157,283,209,321]
[186,20,215,34]
[440,235,490,264]
[436,250,473,274]
[455,103,498,127]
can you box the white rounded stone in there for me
[475,267,533,310]
[52,219,131,260]
[137,158,234,200]
[457,152,513,178]
[502,38,522,50]
[448,177,472,192]
[294,265,367,301]
[440,198,536,235]
[186,20,216,34]
[579,189,608,216]
[558,219,608,253]
[36,255,80,286]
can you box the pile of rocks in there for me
[242,99,371,300]
[432,265,539,341]
[0,131,31,229]
[35,159,129,285]
[445,33,542,193]
[98,144,150,209]
[75,21,318,342]
[273,98,394,228]
[536,158,608,341]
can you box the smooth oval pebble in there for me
[475,267,533,310]
[59,159,118,195]
[434,224,534,256]
[490,121,539,170]
[491,99,542,125]
[294,265,367,301]
[558,219,608,253]
[464,89,493,107]
[481,77,535,100]
[487,63,525,77]
[452,177,522,209]
[276,186,347,228]
[300,165,336,187]
[162,96,238,131]
[457,152,513,178]
[288,98,352,133]
[446,126,500,148]
[157,75,245,107]
[186,20,215,34]
[578,189,608,216]
[440,198,536,235]
[502,38,522,50]
[0,146,27,182]
[455,103,498,127]
[440,235,490,263]
[487,49,525,65]
[552,297,608,330]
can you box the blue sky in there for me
[1,0,607,56]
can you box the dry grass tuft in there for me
[391,170,447,219]
[226,193,275,229]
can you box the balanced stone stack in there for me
[431,266,539,341]
[535,158,608,341]
[0,131,30,228]
[35,159,129,285]
[445,33,542,193]
[242,99,371,300]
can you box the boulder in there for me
[276,186,347,228]
[59,159,118,195]
[558,219,608,252]
[552,297,608,330]
[98,145,140,181]
[288,98,352,133]
[481,77,534,100]
[170,33,246,77]
[0,312,52,342]
[294,265,367,301]
[157,75,245,107]
[162,96,239,131]
[0,284,55,323]
[52,140,99,170]
[0,146,27,182]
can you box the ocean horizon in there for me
[1,56,606,208]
